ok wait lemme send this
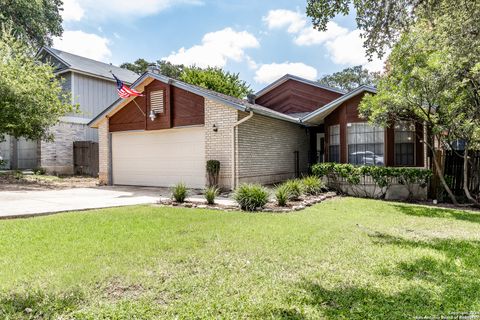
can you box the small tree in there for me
[0,29,76,141]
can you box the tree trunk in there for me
[425,140,458,205]
[463,148,480,206]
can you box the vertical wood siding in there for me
[73,73,118,120]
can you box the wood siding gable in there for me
[255,79,343,115]
[109,79,205,132]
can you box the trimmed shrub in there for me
[33,167,46,175]
[206,160,220,187]
[171,183,188,203]
[311,162,432,199]
[275,184,290,206]
[284,179,303,200]
[234,184,269,211]
[204,186,219,205]
[301,176,324,195]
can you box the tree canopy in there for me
[318,65,379,92]
[120,59,184,78]
[306,0,464,58]
[0,30,75,141]
[179,67,252,99]
[0,0,63,47]
[359,13,480,204]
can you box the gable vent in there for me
[150,90,165,114]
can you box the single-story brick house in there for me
[89,73,426,190]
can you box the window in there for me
[394,122,415,166]
[328,125,340,163]
[150,90,165,114]
[348,123,385,166]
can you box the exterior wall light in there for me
[213,124,218,132]
[149,110,157,121]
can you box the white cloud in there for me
[163,28,260,68]
[61,0,84,21]
[294,22,348,46]
[263,9,306,34]
[263,8,386,73]
[68,0,203,20]
[53,31,112,62]
[325,29,385,72]
[254,62,318,84]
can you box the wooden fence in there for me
[73,141,99,177]
[443,150,480,196]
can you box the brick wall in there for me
[204,99,238,190]
[98,120,110,184]
[237,113,310,185]
[39,122,86,174]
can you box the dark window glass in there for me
[347,123,385,166]
[394,122,415,166]
[329,125,340,163]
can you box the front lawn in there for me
[1,198,479,319]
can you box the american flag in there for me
[112,73,143,99]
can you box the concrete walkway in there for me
[0,186,235,219]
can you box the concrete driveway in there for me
[0,186,166,219]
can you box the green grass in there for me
[1,198,480,319]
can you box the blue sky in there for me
[56,0,384,91]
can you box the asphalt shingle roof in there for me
[43,47,139,84]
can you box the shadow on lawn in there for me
[273,234,480,319]
[0,289,84,319]
[393,204,480,224]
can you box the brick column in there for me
[98,120,111,185]
[204,99,238,190]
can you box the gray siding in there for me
[61,72,72,93]
[0,136,11,169]
[72,73,118,119]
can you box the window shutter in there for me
[150,90,165,114]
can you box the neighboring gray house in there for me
[0,48,138,174]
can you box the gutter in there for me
[231,110,254,190]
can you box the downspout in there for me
[231,110,254,190]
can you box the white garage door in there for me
[112,127,206,188]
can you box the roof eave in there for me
[301,86,377,123]
[255,74,346,98]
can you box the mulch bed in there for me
[157,192,337,212]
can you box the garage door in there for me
[112,127,205,188]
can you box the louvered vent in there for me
[150,90,165,114]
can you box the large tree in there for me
[359,21,480,205]
[0,0,63,47]
[318,65,379,91]
[0,30,75,142]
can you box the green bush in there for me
[13,170,23,180]
[275,184,290,206]
[311,162,432,198]
[204,186,219,205]
[171,183,188,203]
[33,167,46,175]
[206,160,220,187]
[234,184,269,211]
[284,179,303,200]
[301,176,324,195]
